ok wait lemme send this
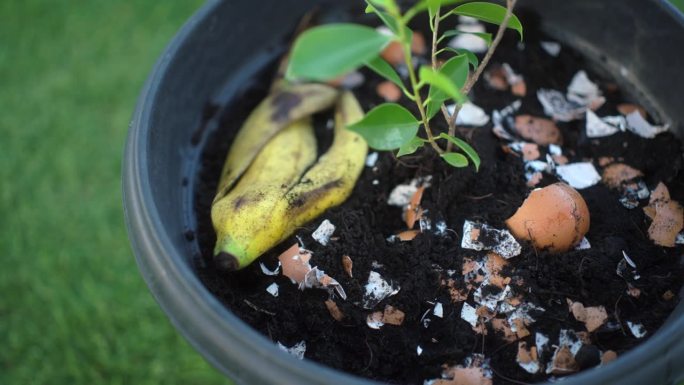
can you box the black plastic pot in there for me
[123,0,684,384]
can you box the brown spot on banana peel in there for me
[288,179,343,209]
[212,83,338,204]
[270,91,303,123]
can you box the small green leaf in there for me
[410,0,467,14]
[287,24,391,81]
[348,103,420,150]
[425,55,469,117]
[452,48,479,69]
[365,56,404,88]
[396,136,425,157]
[450,2,523,40]
[441,152,469,167]
[439,132,480,171]
[367,0,399,14]
[420,66,465,103]
[440,30,492,46]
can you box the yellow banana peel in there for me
[211,90,367,270]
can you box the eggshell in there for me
[601,163,643,189]
[617,103,647,118]
[380,41,404,66]
[325,299,344,321]
[376,80,401,102]
[514,115,563,145]
[505,183,590,253]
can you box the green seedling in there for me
[287,0,522,170]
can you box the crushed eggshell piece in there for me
[548,345,579,375]
[433,302,444,318]
[362,271,400,309]
[514,115,563,145]
[491,318,517,342]
[643,182,684,247]
[536,89,584,122]
[556,162,601,189]
[568,300,608,332]
[517,341,540,374]
[506,183,590,253]
[325,299,344,321]
[301,267,347,299]
[365,151,379,167]
[406,186,425,229]
[366,311,385,329]
[617,103,647,118]
[461,220,521,259]
[585,109,622,138]
[383,305,406,326]
[448,22,488,54]
[567,70,604,109]
[601,350,618,365]
[461,302,479,328]
[341,255,353,278]
[260,261,281,276]
[397,229,420,241]
[626,284,641,298]
[626,321,647,338]
[625,110,668,138]
[601,163,643,189]
[366,305,405,329]
[540,41,561,57]
[649,202,683,247]
[312,219,336,246]
[387,176,432,206]
[277,340,306,360]
[266,282,279,297]
[278,243,312,284]
[376,80,401,102]
[575,237,591,250]
[447,102,490,127]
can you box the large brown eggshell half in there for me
[505,183,590,253]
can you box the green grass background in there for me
[1,1,683,385]
[0,1,228,384]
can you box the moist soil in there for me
[191,15,684,385]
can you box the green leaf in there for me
[396,136,425,157]
[450,2,523,40]
[365,56,404,88]
[440,30,492,46]
[420,66,465,102]
[366,0,399,14]
[441,152,469,167]
[287,24,391,81]
[366,2,414,46]
[410,0,467,14]
[425,55,469,118]
[439,132,480,171]
[348,103,420,150]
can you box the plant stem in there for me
[431,8,454,136]
[399,20,444,154]
[446,0,518,151]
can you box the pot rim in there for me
[123,1,684,384]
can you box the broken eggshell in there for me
[506,183,590,253]
[461,220,522,259]
[514,115,563,146]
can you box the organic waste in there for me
[193,1,684,384]
[212,87,367,270]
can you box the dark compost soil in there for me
[190,12,684,385]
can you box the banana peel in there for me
[213,83,338,204]
[211,90,367,270]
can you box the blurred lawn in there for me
[0,1,228,384]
